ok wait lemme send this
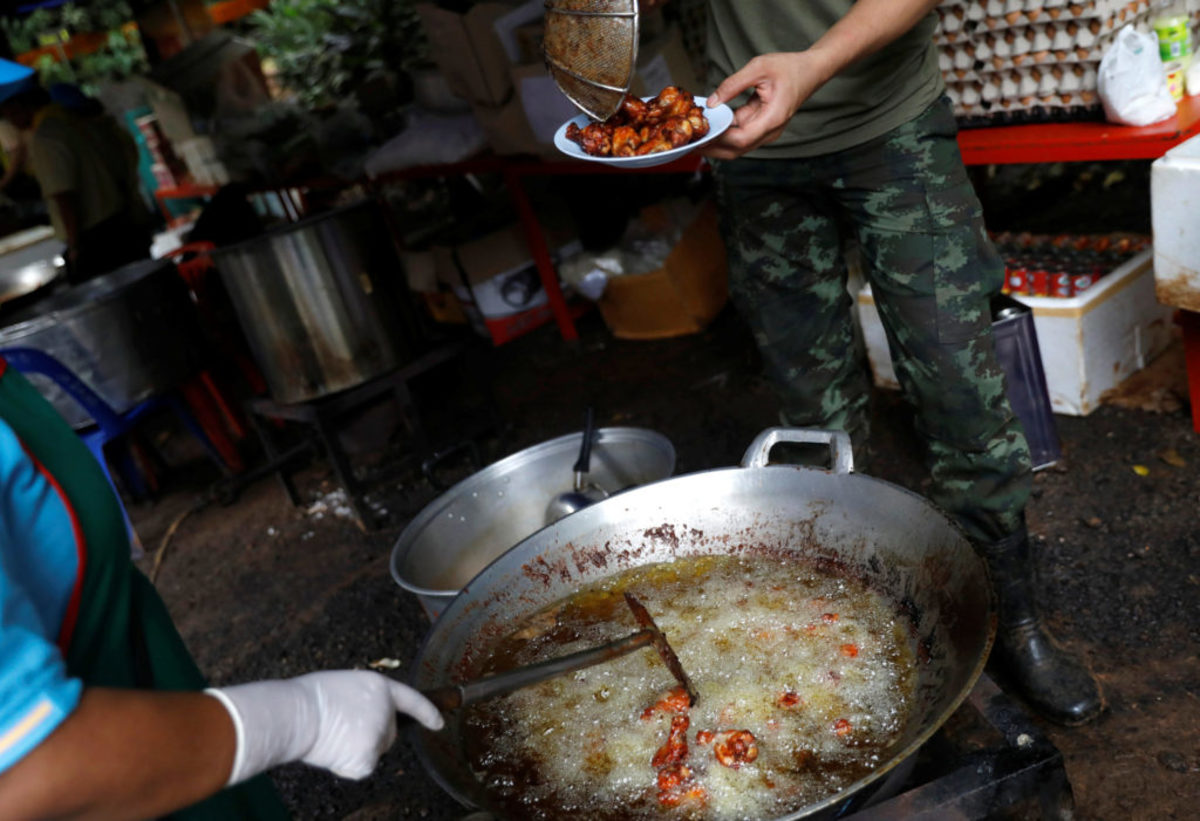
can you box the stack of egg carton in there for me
[936,0,1157,123]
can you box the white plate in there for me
[553,95,733,169]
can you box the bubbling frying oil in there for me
[462,555,918,820]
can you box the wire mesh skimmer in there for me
[543,0,639,122]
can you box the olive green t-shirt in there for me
[705,2,943,158]
[29,104,137,241]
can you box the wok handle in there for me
[740,428,854,474]
[420,629,655,712]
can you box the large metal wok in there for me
[409,428,996,819]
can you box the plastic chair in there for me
[0,347,233,503]
[169,241,218,297]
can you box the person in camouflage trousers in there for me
[677,0,1105,725]
[714,98,1031,545]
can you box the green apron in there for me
[0,364,289,820]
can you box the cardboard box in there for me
[401,249,467,325]
[433,224,579,345]
[597,201,729,340]
[1152,132,1200,311]
[857,249,1175,415]
[416,1,537,107]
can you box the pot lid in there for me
[543,0,639,122]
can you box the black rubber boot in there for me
[977,523,1104,726]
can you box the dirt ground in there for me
[129,299,1200,821]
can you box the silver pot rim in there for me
[391,427,676,600]
[390,426,676,600]
[210,198,378,258]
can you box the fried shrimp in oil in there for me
[641,686,692,720]
[712,730,759,769]
[652,715,691,768]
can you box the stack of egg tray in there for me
[935,0,1167,125]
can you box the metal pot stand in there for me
[846,674,1073,820]
[236,340,494,529]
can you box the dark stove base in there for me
[848,674,1073,820]
[239,340,494,529]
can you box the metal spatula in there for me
[543,0,639,121]
[421,593,695,711]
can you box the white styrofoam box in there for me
[1152,131,1200,312]
[857,249,1174,415]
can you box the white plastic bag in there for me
[1098,26,1177,126]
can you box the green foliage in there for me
[249,0,427,109]
[34,53,75,87]
[0,0,145,92]
[75,29,150,89]
[58,3,91,33]
[3,9,55,53]
[1,0,136,54]
[92,1,136,33]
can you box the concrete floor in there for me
[132,306,1200,819]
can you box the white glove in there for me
[206,670,444,785]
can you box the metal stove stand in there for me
[848,674,1073,820]
[242,340,490,529]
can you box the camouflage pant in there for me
[713,96,1031,543]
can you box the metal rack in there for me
[850,675,1073,820]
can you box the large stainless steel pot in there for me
[212,201,410,405]
[392,427,676,621]
[0,235,63,307]
[0,258,202,429]
[409,428,996,820]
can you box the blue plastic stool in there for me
[0,346,230,507]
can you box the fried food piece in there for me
[687,106,711,138]
[659,116,695,148]
[611,125,640,157]
[777,690,803,709]
[566,87,709,157]
[713,730,759,769]
[620,96,649,124]
[652,714,691,768]
[657,763,708,807]
[653,85,695,119]
[634,130,676,156]
[578,122,613,156]
[641,685,692,720]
